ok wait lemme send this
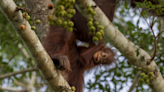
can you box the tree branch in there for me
[0,85,26,92]
[128,71,141,92]
[114,14,127,31]
[18,43,30,59]
[14,80,27,89]
[0,67,38,80]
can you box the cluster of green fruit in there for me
[47,1,105,41]
[138,66,154,84]
[21,12,40,31]
[47,0,76,32]
[86,6,105,41]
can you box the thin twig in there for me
[150,37,157,61]
[115,14,127,31]
[0,67,38,80]
[128,71,141,92]
[0,85,26,92]
[157,18,163,42]
[18,43,30,59]
[156,50,164,56]
[14,80,26,89]
[137,9,157,62]
[1,50,20,73]
[157,30,164,38]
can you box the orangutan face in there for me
[93,51,109,64]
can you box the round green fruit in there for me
[62,90,66,92]
[22,12,28,18]
[144,69,147,73]
[87,21,93,27]
[54,19,58,23]
[145,79,149,83]
[68,5,74,9]
[71,86,76,91]
[96,32,102,37]
[71,9,76,15]
[64,3,71,8]
[97,35,102,40]
[67,9,72,14]
[72,0,75,3]
[57,5,65,11]
[89,26,96,31]
[144,75,148,78]
[48,14,53,21]
[31,26,36,30]
[93,36,99,41]
[147,66,151,70]
[149,76,153,80]
[91,11,96,16]
[98,25,104,30]
[62,21,68,28]
[54,11,60,17]
[56,19,62,26]
[67,27,73,32]
[87,5,91,9]
[140,73,145,77]
[138,67,142,71]
[59,11,66,16]
[87,8,93,14]
[67,0,72,3]
[58,1,65,5]
[94,21,99,26]
[88,17,93,21]
[36,19,41,24]
[99,30,104,35]
[49,21,55,26]
[148,72,153,77]
[139,77,144,82]
[68,21,74,27]
[66,14,73,18]
[26,15,30,21]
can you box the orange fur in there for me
[43,0,116,92]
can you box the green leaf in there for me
[98,84,103,90]
[125,1,128,9]
[158,0,162,3]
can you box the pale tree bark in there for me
[75,0,164,92]
[0,85,26,92]
[0,0,70,92]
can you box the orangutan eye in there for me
[102,54,106,57]
[101,53,108,58]
[102,53,107,57]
